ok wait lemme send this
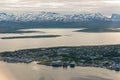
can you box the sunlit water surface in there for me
[0,28,120,52]
[1,61,120,80]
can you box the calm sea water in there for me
[0,28,120,52]
[1,61,120,80]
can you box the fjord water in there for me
[0,28,120,52]
[0,28,120,80]
[1,61,120,80]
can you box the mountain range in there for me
[0,12,120,22]
[0,12,120,33]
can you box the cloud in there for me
[0,0,120,16]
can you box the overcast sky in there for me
[0,0,120,16]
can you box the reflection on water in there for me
[0,28,120,52]
[1,62,120,80]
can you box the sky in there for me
[0,0,120,16]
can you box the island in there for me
[0,45,120,71]
[1,35,61,39]
[75,28,120,33]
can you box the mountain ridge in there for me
[0,12,120,22]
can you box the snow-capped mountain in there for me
[0,13,16,21]
[111,14,120,21]
[0,12,120,22]
[16,12,107,22]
